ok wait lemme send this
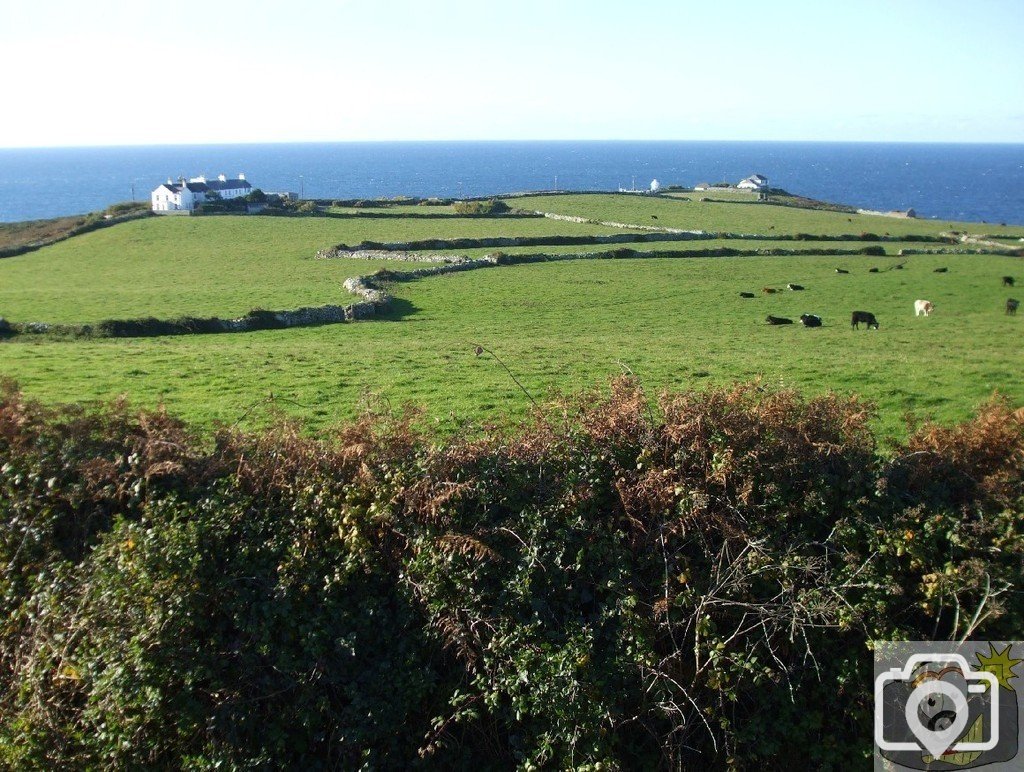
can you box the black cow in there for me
[835,268,849,274]
[787,283,805,291]
[1003,276,1015,287]
[766,315,794,325]
[868,267,880,273]
[851,311,879,330]
[739,292,756,298]
[800,314,822,327]
[1008,299,1020,316]
[934,267,948,273]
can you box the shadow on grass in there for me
[376,297,419,321]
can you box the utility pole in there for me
[299,175,304,199]
[130,182,135,202]
[554,175,558,192]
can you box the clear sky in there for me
[2,0,1022,147]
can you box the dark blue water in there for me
[1,141,1021,225]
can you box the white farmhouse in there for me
[737,174,769,190]
[151,173,252,212]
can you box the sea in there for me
[0,141,1022,225]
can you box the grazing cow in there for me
[1003,276,1015,287]
[868,267,880,273]
[800,314,822,327]
[914,299,934,316]
[851,311,879,330]
[739,292,755,298]
[1008,299,1020,316]
[766,315,793,325]
[835,268,849,274]
[762,287,777,294]
[787,283,805,291]
[934,267,948,273]
[651,215,658,220]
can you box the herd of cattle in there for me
[742,269,1019,328]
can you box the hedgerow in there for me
[0,379,1021,768]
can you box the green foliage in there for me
[451,199,510,215]
[1,380,1022,767]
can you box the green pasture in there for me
[1,208,1019,438]
[509,193,1022,237]
[0,194,1020,438]
[0,213,630,323]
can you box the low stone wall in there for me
[536,211,704,235]
[5,299,385,339]
[897,247,1009,256]
[316,227,952,259]
[329,250,463,263]
[315,230,722,259]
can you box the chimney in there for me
[238,172,246,181]
[218,174,227,182]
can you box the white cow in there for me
[914,299,934,316]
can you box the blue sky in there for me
[1,0,1021,147]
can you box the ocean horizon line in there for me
[3,138,1024,152]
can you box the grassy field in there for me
[510,193,1023,237]
[0,194,1020,438]
[0,213,631,323]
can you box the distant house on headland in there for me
[151,174,252,212]
[737,174,769,190]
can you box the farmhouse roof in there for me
[206,178,252,191]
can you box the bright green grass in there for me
[0,214,633,323]
[1,248,1019,439]
[510,193,1023,237]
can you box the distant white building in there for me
[151,173,252,212]
[650,179,661,193]
[737,174,769,190]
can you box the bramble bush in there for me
[451,200,510,216]
[0,379,1021,768]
